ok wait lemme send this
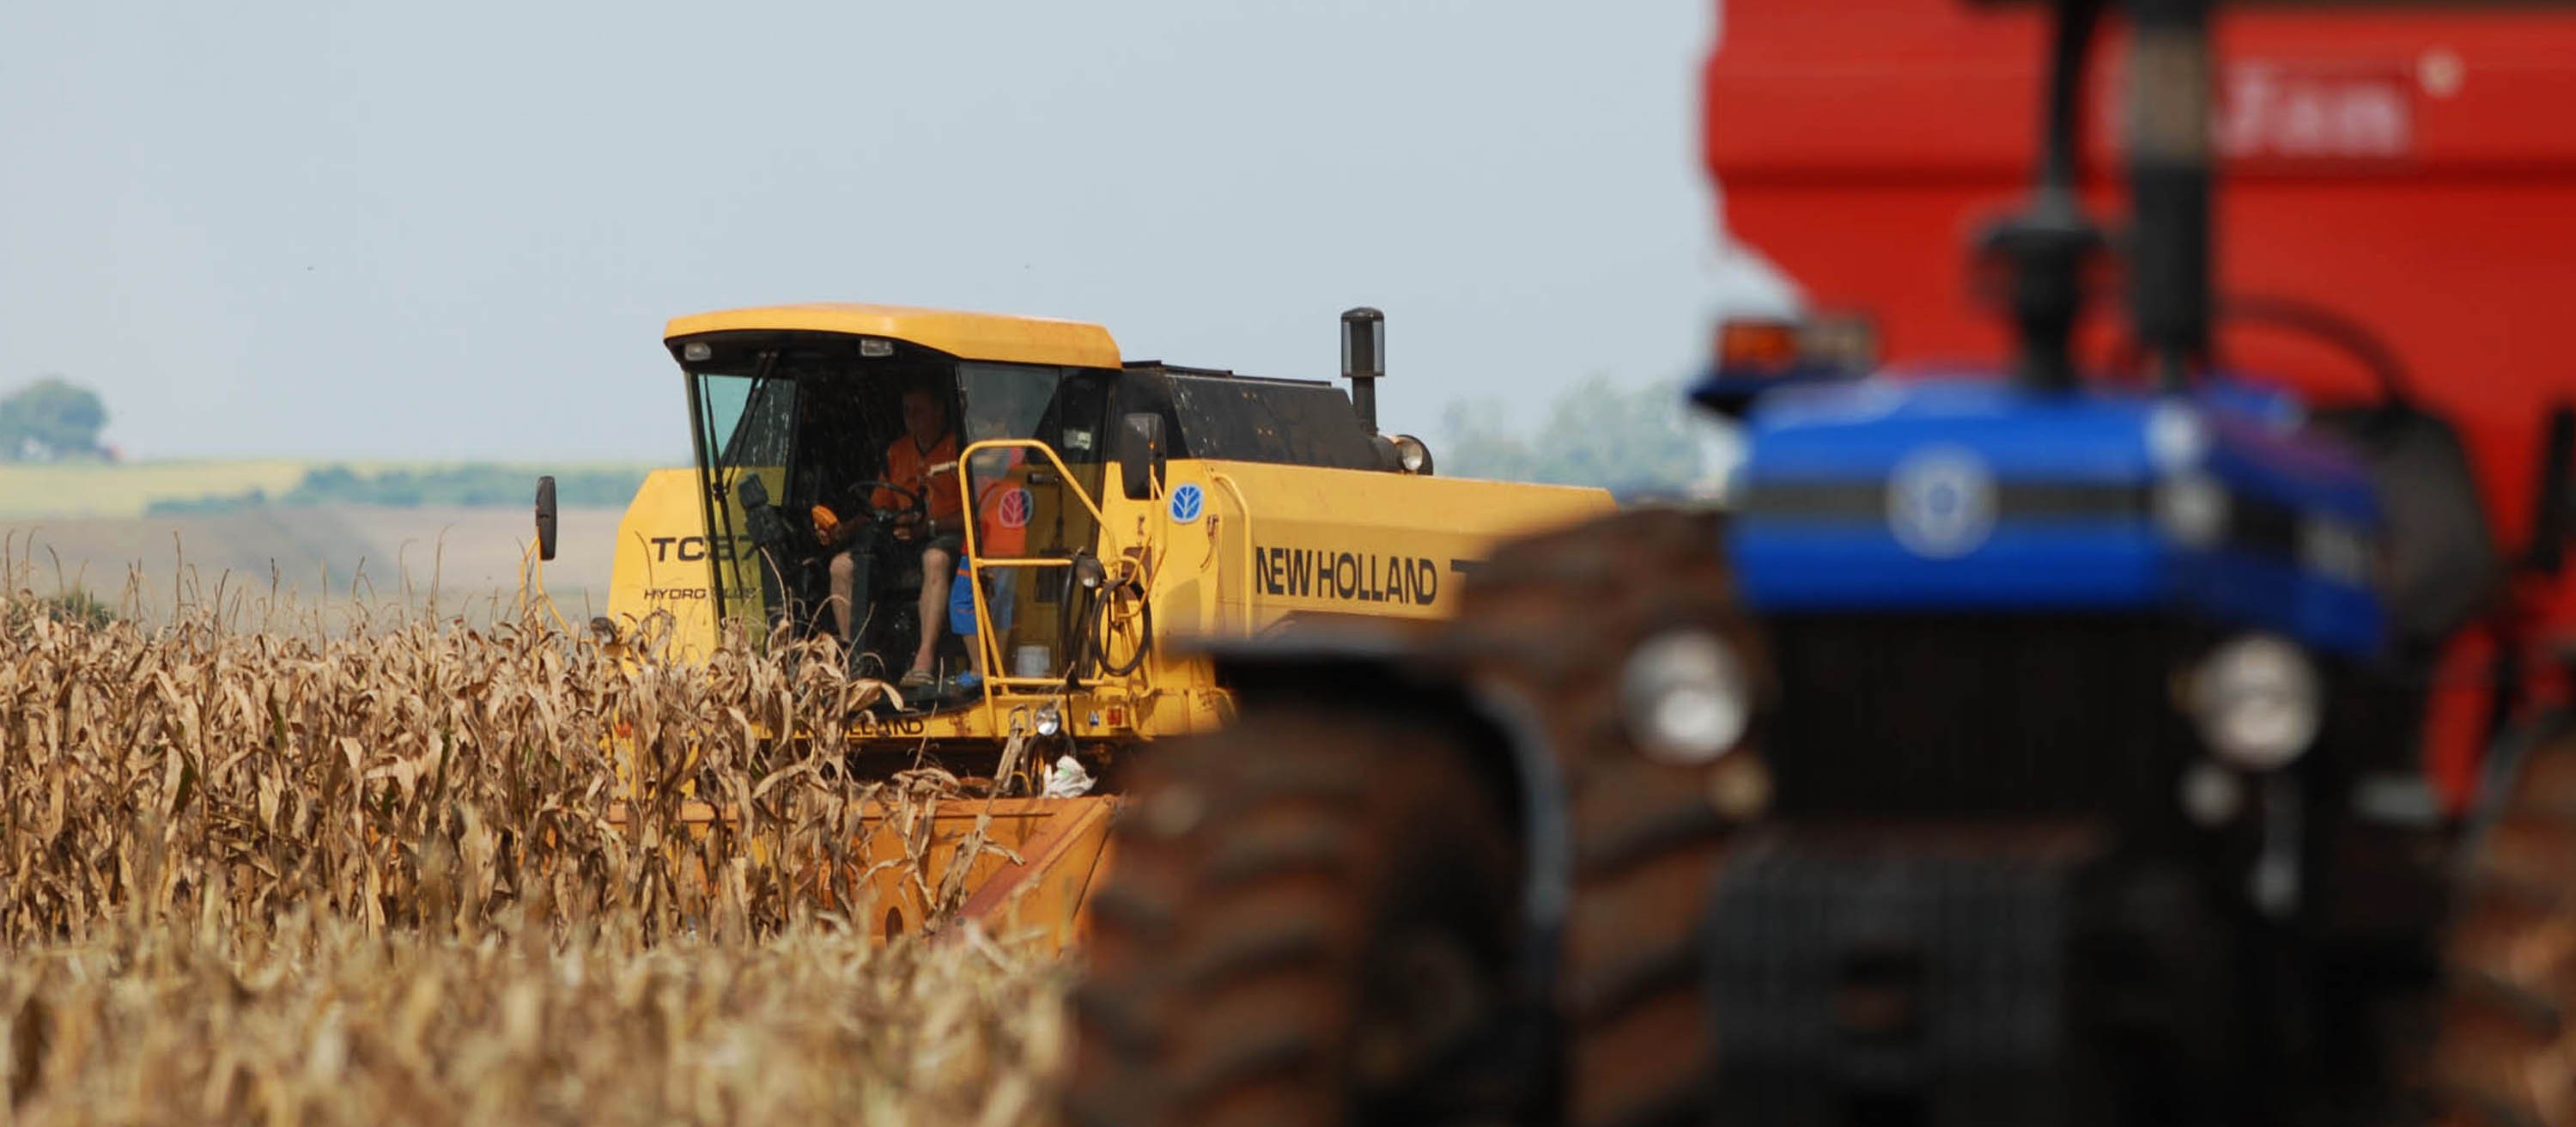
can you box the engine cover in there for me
[1726,379,2384,657]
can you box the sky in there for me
[0,1,1778,463]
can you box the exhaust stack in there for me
[2127,0,2214,390]
[1341,307,1385,433]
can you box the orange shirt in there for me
[971,448,1030,557]
[876,433,963,523]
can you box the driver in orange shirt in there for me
[825,385,963,687]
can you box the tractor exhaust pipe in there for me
[1342,307,1385,433]
[2127,0,2215,390]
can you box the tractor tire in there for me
[2437,727,2576,1127]
[1432,505,1749,1127]
[1066,705,1527,1127]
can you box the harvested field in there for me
[1,504,627,627]
[0,566,1066,1124]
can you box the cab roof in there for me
[662,302,1123,369]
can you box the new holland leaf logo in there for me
[1169,483,1205,524]
[996,488,1032,530]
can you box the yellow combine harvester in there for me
[580,302,1611,946]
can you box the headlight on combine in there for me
[1621,631,1752,765]
[1391,434,1435,475]
[2189,634,2322,771]
[1035,702,1064,737]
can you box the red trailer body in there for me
[1706,1,2576,802]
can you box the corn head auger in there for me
[1066,2,2576,1125]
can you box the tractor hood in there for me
[1727,378,2385,657]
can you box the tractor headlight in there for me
[2189,634,2321,771]
[1035,702,1063,737]
[1621,631,1752,765]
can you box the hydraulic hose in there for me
[1095,586,1153,678]
[1055,557,1153,681]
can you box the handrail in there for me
[1206,471,1255,636]
[957,439,1114,529]
[952,440,1121,723]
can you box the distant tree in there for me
[1439,375,1708,496]
[1439,399,1542,483]
[2,588,118,634]
[0,377,110,462]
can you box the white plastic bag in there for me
[1041,754,1095,798]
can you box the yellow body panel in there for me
[604,468,726,659]
[1150,459,1614,640]
[663,303,1122,369]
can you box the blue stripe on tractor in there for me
[1727,378,2387,657]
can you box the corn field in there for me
[0,564,1066,1124]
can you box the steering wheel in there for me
[843,479,930,531]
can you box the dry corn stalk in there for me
[0,565,1068,1124]
[0,916,1068,1125]
[0,563,994,944]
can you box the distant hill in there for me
[0,460,665,520]
[2,504,629,624]
[0,460,319,520]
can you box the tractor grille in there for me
[1762,615,2196,818]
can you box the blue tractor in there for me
[1062,1,2537,1124]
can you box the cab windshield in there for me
[676,333,1107,640]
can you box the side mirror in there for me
[736,475,770,510]
[1120,412,1167,500]
[532,476,559,563]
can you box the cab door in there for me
[956,364,1115,682]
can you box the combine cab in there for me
[1066,3,2576,1126]
[579,303,1612,947]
